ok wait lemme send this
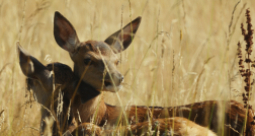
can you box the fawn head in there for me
[18,43,100,106]
[53,11,141,92]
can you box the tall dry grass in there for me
[0,0,255,135]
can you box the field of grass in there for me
[0,0,255,135]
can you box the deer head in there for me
[18,43,101,134]
[53,11,141,92]
[18,43,100,105]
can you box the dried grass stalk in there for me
[237,8,255,136]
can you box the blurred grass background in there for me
[0,0,255,135]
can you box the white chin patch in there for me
[105,85,122,92]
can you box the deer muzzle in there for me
[103,72,124,92]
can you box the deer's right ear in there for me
[17,43,49,79]
[54,11,80,54]
[104,16,141,53]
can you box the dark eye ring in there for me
[84,58,92,65]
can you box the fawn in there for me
[18,44,216,136]
[18,44,100,135]
[53,12,254,135]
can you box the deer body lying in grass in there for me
[53,11,255,136]
[72,117,217,136]
[18,44,216,136]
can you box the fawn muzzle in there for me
[103,72,124,92]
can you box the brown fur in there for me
[25,62,77,135]
[69,96,254,135]
[19,46,216,136]
[20,53,216,136]
[69,117,217,136]
[54,11,140,93]
[72,95,107,125]
[18,45,100,136]
[67,123,102,136]
[72,40,122,92]
[53,12,255,136]
[99,100,254,136]
[166,100,255,136]
[126,117,217,136]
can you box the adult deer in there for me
[18,44,216,136]
[53,11,141,126]
[53,12,254,136]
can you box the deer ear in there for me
[18,43,52,88]
[18,43,48,78]
[76,81,101,103]
[104,16,141,53]
[54,11,80,54]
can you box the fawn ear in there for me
[76,81,101,103]
[104,16,141,53]
[18,43,52,83]
[54,11,80,54]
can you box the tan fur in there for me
[54,11,141,93]
[127,117,217,136]
[103,100,254,136]
[67,122,102,136]
[71,100,254,136]
[21,59,219,136]
[19,49,216,136]
[53,12,255,136]
[21,56,216,136]
[72,95,107,125]
[72,41,122,93]
[69,118,217,136]
[70,95,254,135]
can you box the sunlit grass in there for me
[0,0,255,135]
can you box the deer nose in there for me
[115,73,124,84]
[120,76,124,83]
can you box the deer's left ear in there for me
[54,11,80,54]
[17,42,53,91]
[104,16,141,53]
[17,43,50,79]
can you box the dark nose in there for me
[120,76,124,82]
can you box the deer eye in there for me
[84,58,92,65]
[115,60,120,65]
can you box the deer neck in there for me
[73,64,107,124]
[38,89,54,134]
[72,94,107,125]
[40,87,71,135]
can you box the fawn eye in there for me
[84,58,92,65]
[115,60,120,65]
